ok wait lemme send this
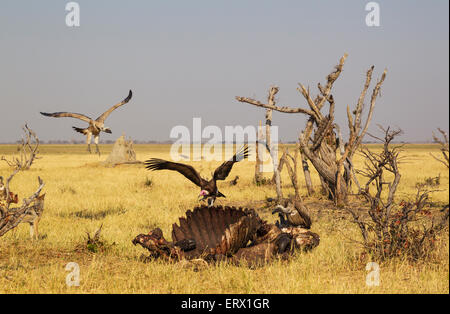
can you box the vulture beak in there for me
[104,128,112,134]
[272,205,290,215]
[198,190,208,201]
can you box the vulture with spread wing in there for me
[145,145,249,207]
[40,90,133,154]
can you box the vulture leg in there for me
[86,133,92,154]
[275,213,288,229]
[94,135,101,156]
[207,197,216,208]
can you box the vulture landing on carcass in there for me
[132,205,320,267]
[145,146,249,207]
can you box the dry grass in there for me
[0,143,448,294]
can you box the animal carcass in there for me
[132,205,320,266]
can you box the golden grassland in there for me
[0,143,448,294]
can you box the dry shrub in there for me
[348,126,449,262]
[75,224,115,253]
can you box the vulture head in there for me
[198,189,209,200]
[271,199,312,229]
[102,127,112,134]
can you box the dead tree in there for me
[237,54,387,205]
[279,148,301,200]
[252,87,283,201]
[266,87,283,201]
[272,150,285,185]
[347,127,449,261]
[254,121,264,183]
[1,124,40,170]
[430,128,449,168]
[299,147,315,196]
[0,170,45,237]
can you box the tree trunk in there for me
[272,152,284,185]
[254,121,263,184]
[266,88,283,202]
[300,149,314,196]
[283,151,300,200]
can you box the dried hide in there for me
[132,205,320,267]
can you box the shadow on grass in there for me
[60,206,127,220]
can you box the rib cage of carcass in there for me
[133,205,320,266]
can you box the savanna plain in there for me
[0,144,448,294]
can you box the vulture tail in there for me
[72,126,88,134]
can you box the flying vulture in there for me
[145,145,249,207]
[40,90,133,154]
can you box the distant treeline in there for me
[0,140,434,145]
[0,139,172,145]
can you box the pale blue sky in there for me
[0,0,448,143]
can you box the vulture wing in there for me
[213,145,249,181]
[145,158,205,187]
[96,90,133,123]
[40,112,92,123]
[171,205,262,259]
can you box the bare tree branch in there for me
[236,55,387,205]
[0,175,45,237]
[1,124,40,170]
[430,128,449,168]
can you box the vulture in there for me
[272,199,312,229]
[40,90,133,154]
[145,145,249,207]
[133,205,321,266]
